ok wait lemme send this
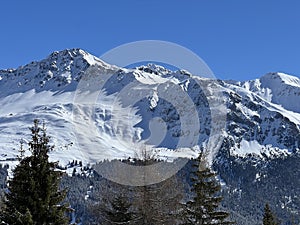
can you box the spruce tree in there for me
[263,203,280,225]
[132,158,184,225]
[0,192,4,212]
[90,157,184,225]
[103,194,135,225]
[183,153,234,225]
[88,178,138,225]
[133,175,183,225]
[0,119,70,225]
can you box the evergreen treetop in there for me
[103,194,136,224]
[183,153,234,225]
[0,119,70,225]
[263,203,280,225]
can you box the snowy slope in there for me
[223,78,300,157]
[238,72,300,113]
[0,49,300,170]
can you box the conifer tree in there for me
[0,119,70,225]
[183,153,234,225]
[132,158,184,225]
[263,203,280,225]
[0,192,4,212]
[88,178,137,225]
[102,194,136,225]
[90,157,184,225]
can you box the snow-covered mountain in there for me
[0,48,300,169]
[1,48,300,224]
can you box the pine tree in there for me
[133,176,183,225]
[0,192,4,212]
[90,157,184,225]
[102,194,136,225]
[0,119,70,225]
[88,178,138,225]
[132,158,184,225]
[263,203,280,225]
[183,153,234,225]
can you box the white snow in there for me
[0,49,299,172]
[235,140,263,156]
[277,72,300,88]
[235,102,260,118]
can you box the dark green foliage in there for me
[263,203,280,225]
[133,176,183,225]
[86,176,137,225]
[0,119,70,225]
[131,159,184,225]
[0,193,4,212]
[183,154,233,225]
[215,150,300,224]
[0,164,8,189]
[102,194,135,224]
[87,158,185,225]
[0,164,8,211]
[60,172,96,224]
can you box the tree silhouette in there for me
[0,119,70,225]
[183,153,234,225]
[263,203,280,225]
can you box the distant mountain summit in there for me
[0,49,111,96]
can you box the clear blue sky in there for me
[0,0,299,81]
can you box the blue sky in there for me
[0,0,299,81]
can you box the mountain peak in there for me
[0,49,116,96]
[49,48,86,58]
[261,72,300,88]
[46,48,109,68]
[255,72,300,113]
